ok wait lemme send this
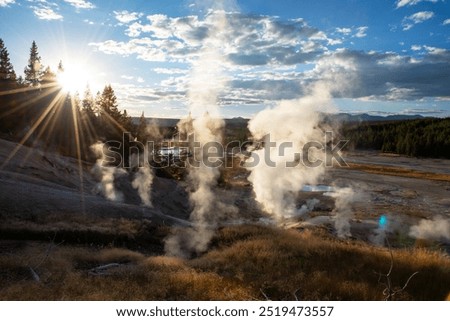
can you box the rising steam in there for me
[409,216,450,241]
[90,142,126,202]
[246,84,333,221]
[326,187,361,238]
[132,166,154,207]
[165,9,237,258]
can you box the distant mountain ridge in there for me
[327,113,426,123]
[132,113,427,127]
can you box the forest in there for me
[0,39,147,161]
[342,118,450,158]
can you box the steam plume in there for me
[409,216,450,241]
[165,8,237,257]
[246,84,332,221]
[298,198,320,217]
[132,165,154,207]
[128,147,154,207]
[326,187,359,238]
[90,142,126,202]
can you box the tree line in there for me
[0,38,147,160]
[342,118,450,158]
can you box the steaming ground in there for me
[0,138,191,226]
[0,137,449,249]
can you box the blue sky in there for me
[1,0,449,118]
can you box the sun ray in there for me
[100,109,129,134]
[0,82,59,96]
[70,93,86,214]
[18,92,68,168]
[0,90,66,170]
[0,85,60,120]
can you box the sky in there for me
[0,0,449,118]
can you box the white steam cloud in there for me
[245,84,333,221]
[326,187,361,238]
[132,166,154,207]
[165,8,237,258]
[298,198,320,217]
[90,142,126,202]
[409,216,450,241]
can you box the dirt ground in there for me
[1,138,449,300]
[0,138,449,249]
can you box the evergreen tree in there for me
[98,84,122,121]
[0,38,17,84]
[16,76,24,86]
[57,60,64,73]
[72,91,82,111]
[136,111,148,141]
[82,85,95,115]
[80,84,98,144]
[94,90,102,114]
[121,109,134,133]
[24,41,43,87]
[41,66,56,85]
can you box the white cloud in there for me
[32,7,63,20]
[409,11,434,23]
[423,45,447,55]
[153,68,187,75]
[443,18,450,25]
[114,10,143,24]
[92,12,331,66]
[0,0,15,7]
[396,0,438,8]
[120,75,145,84]
[334,26,367,39]
[402,11,434,30]
[90,11,450,106]
[315,49,450,100]
[64,0,94,9]
[121,75,134,80]
[354,26,368,38]
[336,27,352,35]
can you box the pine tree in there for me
[24,41,43,87]
[121,109,133,132]
[72,91,82,111]
[16,76,24,86]
[57,60,64,73]
[82,85,95,115]
[98,84,122,121]
[0,38,17,85]
[94,90,102,114]
[41,66,56,85]
[136,111,148,141]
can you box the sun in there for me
[57,63,93,94]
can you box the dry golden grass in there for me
[0,224,448,300]
[346,162,450,182]
[192,226,450,300]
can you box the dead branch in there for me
[26,232,64,282]
[259,288,271,301]
[34,232,64,269]
[88,263,121,276]
[374,236,419,300]
[29,267,40,282]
